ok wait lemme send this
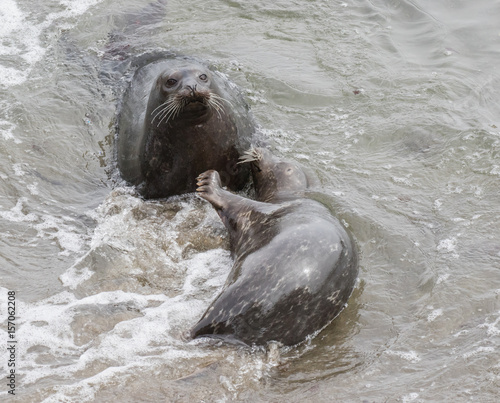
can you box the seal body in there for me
[117,57,253,198]
[191,148,359,346]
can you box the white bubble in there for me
[427,308,443,322]
[386,349,421,363]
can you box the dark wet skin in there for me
[117,59,254,199]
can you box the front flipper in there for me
[196,170,228,210]
[196,169,286,214]
[196,169,293,256]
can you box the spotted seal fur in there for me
[190,147,359,346]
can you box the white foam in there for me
[182,248,232,294]
[478,312,500,336]
[427,308,443,322]
[0,197,90,255]
[0,197,38,222]
[391,174,413,186]
[33,214,89,255]
[18,290,171,384]
[0,0,23,38]
[437,237,458,257]
[59,265,94,289]
[490,165,500,176]
[402,392,420,403]
[386,349,421,363]
[59,0,103,15]
[39,365,129,403]
[0,0,104,88]
[12,163,26,176]
[19,292,206,400]
[0,0,43,87]
[0,115,22,143]
[27,181,40,195]
[18,191,234,398]
[462,346,495,359]
[436,272,450,284]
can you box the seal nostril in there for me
[186,84,197,96]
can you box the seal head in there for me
[148,67,224,127]
[117,58,253,199]
[239,147,308,201]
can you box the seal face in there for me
[191,148,359,346]
[117,57,253,198]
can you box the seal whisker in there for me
[150,100,170,116]
[153,105,175,126]
[151,104,169,123]
[209,97,225,112]
[152,104,173,124]
[156,103,178,126]
[207,98,224,119]
[153,95,189,127]
[151,97,178,123]
[237,156,255,164]
[210,93,234,109]
[238,146,262,164]
[157,101,184,127]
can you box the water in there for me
[1,0,499,401]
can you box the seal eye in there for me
[199,74,208,81]
[165,78,177,86]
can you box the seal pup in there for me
[191,148,359,346]
[117,57,254,198]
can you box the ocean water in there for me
[1,0,499,401]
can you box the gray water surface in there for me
[1,0,499,401]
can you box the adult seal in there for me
[117,57,254,198]
[191,148,359,346]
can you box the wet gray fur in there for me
[191,148,359,346]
